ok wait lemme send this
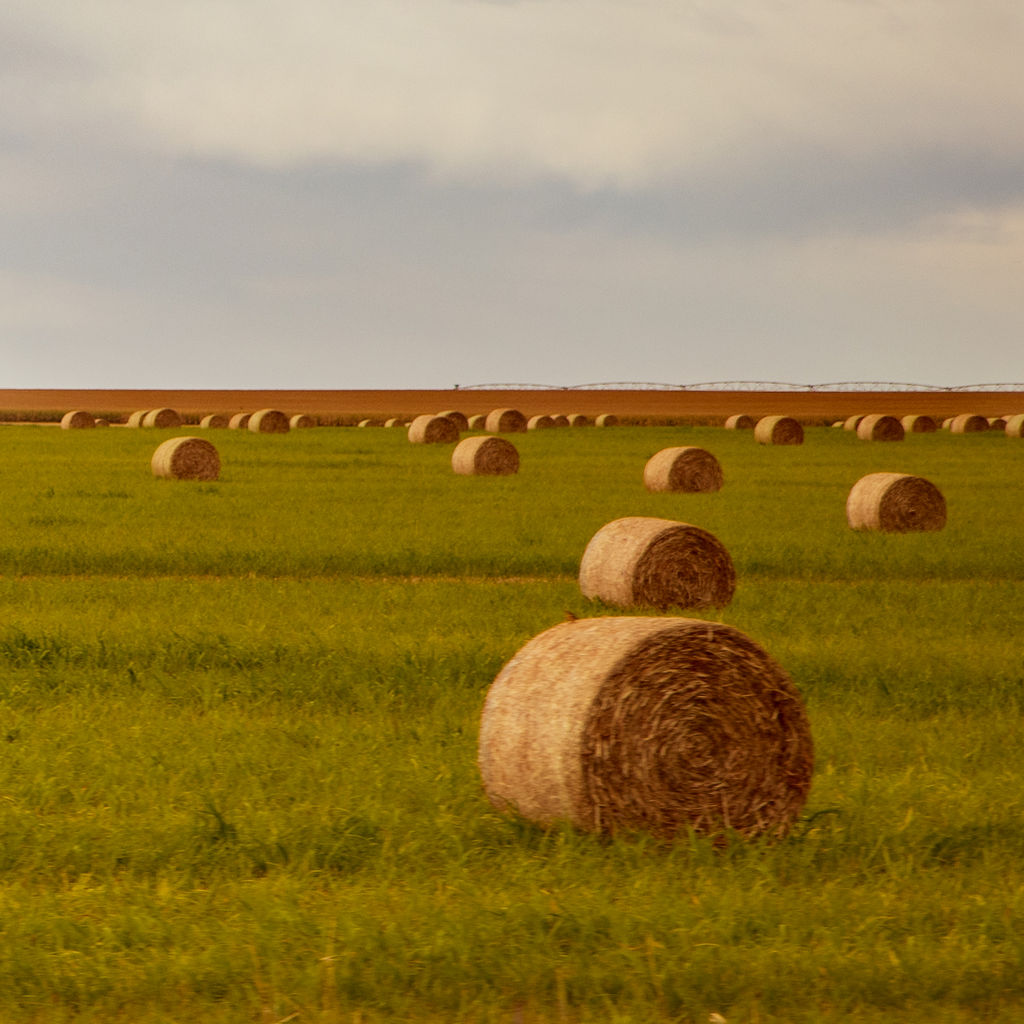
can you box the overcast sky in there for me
[2,1,1022,390]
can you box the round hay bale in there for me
[228,413,251,430]
[950,414,988,433]
[438,410,469,431]
[527,414,555,430]
[724,414,755,430]
[843,415,865,431]
[60,410,96,430]
[452,436,519,476]
[151,437,220,481]
[856,414,904,442]
[595,413,618,427]
[142,408,182,429]
[290,414,316,429]
[550,415,570,428]
[567,414,591,427]
[901,414,937,433]
[579,516,735,610]
[467,414,487,430]
[988,417,1008,431]
[126,410,150,428]
[846,472,946,532]
[249,409,290,433]
[831,421,844,428]
[941,417,954,430]
[643,447,724,493]
[754,416,803,446]
[408,414,459,444]
[1005,414,1024,438]
[357,419,376,428]
[485,408,528,433]
[94,418,109,428]
[478,616,814,841]
[199,413,229,429]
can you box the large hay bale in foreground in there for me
[60,411,95,430]
[579,516,735,610]
[724,414,755,430]
[527,414,554,430]
[643,447,723,493]
[856,414,904,442]
[478,617,814,841]
[249,409,290,433]
[901,414,937,433]
[452,436,519,476]
[151,437,220,481]
[950,414,988,433]
[846,472,946,532]
[143,408,182,429]
[1005,414,1024,438]
[595,413,618,427]
[290,414,316,429]
[438,410,469,431]
[228,413,251,430]
[199,414,229,429]
[754,416,803,445]
[408,414,459,444]
[485,408,528,433]
[126,410,149,428]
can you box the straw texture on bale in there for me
[438,410,469,431]
[142,408,182,429]
[846,472,946,532]
[856,414,905,442]
[451,436,520,476]
[249,409,290,433]
[228,413,251,430]
[1005,414,1024,438]
[754,416,803,445]
[126,410,149,428]
[527,414,555,430]
[485,408,528,433]
[724,414,755,430]
[551,414,570,428]
[151,437,220,481]
[408,414,459,444]
[60,410,96,430]
[567,414,590,427]
[467,414,487,430]
[595,413,618,427]
[901,414,937,433]
[579,516,735,610]
[199,413,229,429]
[643,447,724,493]
[478,616,814,840]
[950,414,988,433]
[290,414,315,429]
[843,415,865,431]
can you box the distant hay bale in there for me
[527,414,555,430]
[1005,414,1024,438]
[478,616,814,841]
[551,415,570,428]
[595,413,618,427]
[988,417,1008,431]
[383,418,402,428]
[228,413,251,430]
[567,414,591,427]
[249,409,290,433]
[831,421,844,428]
[438,410,469,431]
[126,410,150,428]
[199,414,229,429]
[467,414,487,430]
[408,414,459,444]
[941,417,954,430]
[357,419,376,428]
[754,416,803,446]
[290,414,316,429]
[151,437,220,481]
[60,411,96,430]
[846,472,946,532]
[579,516,735,610]
[843,415,865,431]
[643,447,724,493]
[485,408,528,433]
[901,414,937,433]
[856,414,904,442]
[724,414,755,430]
[950,414,989,434]
[452,436,520,476]
[94,418,109,428]
[142,408,182,429]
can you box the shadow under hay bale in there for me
[754,416,803,445]
[724,414,755,430]
[579,516,735,610]
[950,414,988,433]
[643,446,723,493]
[143,408,181,429]
[856,414,904,442]
[199,414,229,429]
[527,414,554,430]
[249,409,290,433]
[478,616,814,841]
[151,437,220,481]
[438,410,469,431]
[408,414,459,444]
[452,436,519,476]
[61,411,95,430]
[485,408,528,433]
[901,414,937,433]
[846,472,946,532]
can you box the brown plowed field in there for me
[2,388,1023,424]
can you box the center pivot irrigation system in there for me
[457,382,1024,392]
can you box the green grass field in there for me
[1,422,1022,1023]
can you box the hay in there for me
[846,472,946,532]
[452,436,520,476]
[290,414,316,429]
[151,437,220,481]
[754,416,803,445]
[643,446,723,493]
[579,516,735,610]
[408,414,459,444]
[527,414,555,430]
[856,414,904,442]
[724,414,755,430]
[1005,414,1024,438]
[383,418,402,428]
[94,418,109,428]
[357,419,376,428]
[950,414,988,433]
[551,415,570,428]
[199,414,229,429]
[228,413,251,430]
[485,408,528,433]
[249,409,290,433]
[567,414,591,427]
[439,410,469,431]
[478,616,814,841]
[988,417,1008,431]
[901,414,937,433]
[142,408,182,429]
[126,410,150,428]
[843,415,865,431]
[60,410,96,430]
[467,414,487,430]
[595,413,618,427]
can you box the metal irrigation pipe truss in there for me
[457,381,1024,392]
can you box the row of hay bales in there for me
[726,411,1024,441]
[61,408,317,432]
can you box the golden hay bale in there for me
[249,409,290,433]
[843,414,865,431]
[228,412,251,430]
[724,414,755,430]
[846,472,946,532]
[485,408,528,433]
[467,414,487,430]
[831,421,844,428]
[94,418,109,428]
[579,516,735,610]
[452,436,520,476]
[550,415,570,428]
[151,437,220,481]
[595,413,618,427]
[438,410,469,431]
[567,414,591,427]
[142,408,182,429]
[901,414,937,433]
[199,413,229,429]
[1005,414,1024,438]
[478,616,814,841]
[988,417,1008,431]
[290,414,316,429]
[754,416,803,445]
[382,417,402,428]
[357,419,377,428]
[408,414,460,444]
[60,410,96,430]
[126,410,150,428]
[941,417,953,430]
[527,414,555,430]
[856,414,904,442]
[950,414,989,434]
[643,447,724,493]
